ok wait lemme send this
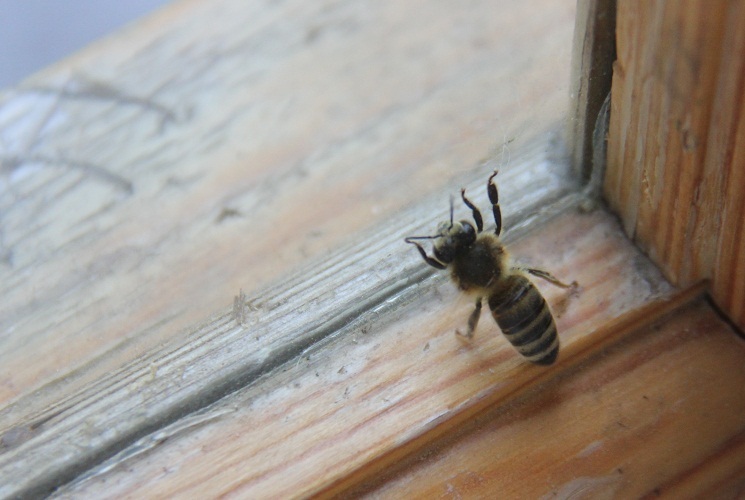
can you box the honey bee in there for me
[405,171,576,365]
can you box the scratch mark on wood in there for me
[216,207,243,224]
[22,75,179,129]
[1,154,133,195]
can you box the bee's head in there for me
[405,195,477,265]
[431,219,476,263]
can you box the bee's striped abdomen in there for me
[488,274,559,365]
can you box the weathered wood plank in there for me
[0,0,576,410]
[0,1,625,496]
[48,206,680,498]
[0,141,576,498]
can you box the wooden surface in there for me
[0,0,580,496]
[3,0,745,497]
[0,146,579,498]
[567,0,616,181]
[0,0,575,409]
[52,206,698,499]
[361,298,745,499]
[605,0,745,330]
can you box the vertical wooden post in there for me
[606,0,745,330]
[568,0,616,181]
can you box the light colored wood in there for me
[605,0,745,329]
[0,0,575,406]
[0,144,577,498]
[8,0,742,496]
[50,207,682,498]
[358,298,745,499]
[0,0,580,496]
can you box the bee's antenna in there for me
[404,235,437,243]
[448,194,455,228]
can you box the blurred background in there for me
[0,0,170,89]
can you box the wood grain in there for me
[48,206,682,498]
[0,144,577,498]
[358,298,745,499]
[9,0,740,497]
[0,0,576,407]
[605,0,745,329]
[0,1,581,495]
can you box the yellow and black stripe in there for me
[488,274,559,365]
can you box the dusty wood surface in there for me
[48,206,683,498]
[605,0,745,329]
[0,0,579,496]
[0,145,577,498]
[0,0,575,408]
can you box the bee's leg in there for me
[456,298,482,339]
[524,267,578,289]
[404,239,446,269]
[460,189,483,233]
[487,170,502,237]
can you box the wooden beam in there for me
[568,0,616,181]
[606,0,745,329]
